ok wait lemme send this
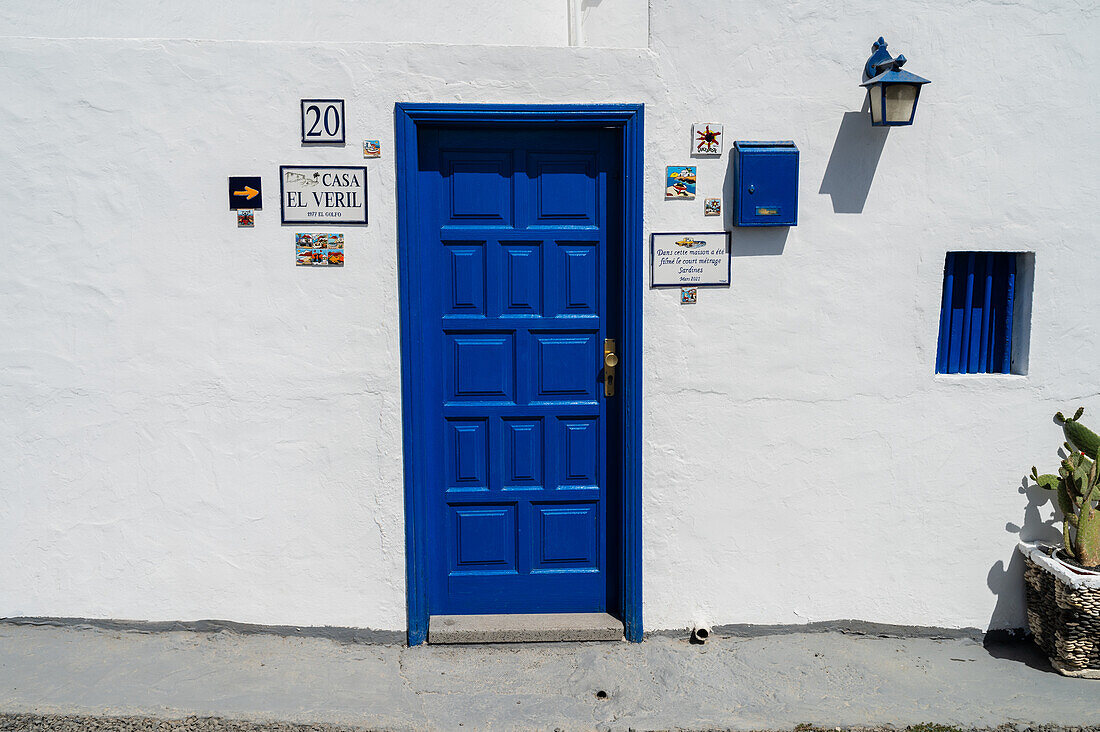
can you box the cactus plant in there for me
[1057,406,1100,460]
[1031,407,1100,568]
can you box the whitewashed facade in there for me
[2,0,1096,636]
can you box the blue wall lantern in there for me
[861,37,930,126]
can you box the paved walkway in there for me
[0,622,1095,730]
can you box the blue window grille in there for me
[935,252,1017,374]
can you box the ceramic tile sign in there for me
[228,176,262,210]
[236,209,254,227]
[363,140,381,158]
[703,198,721,216]
[693,123,723,155]
[665,166,696,199]
[651,232,730,287]
[301,99,345,144]
[280,166,367,225]
[296,232,344,267]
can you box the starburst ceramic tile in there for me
[692,123,723,155]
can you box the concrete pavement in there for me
[0,621,1095,730]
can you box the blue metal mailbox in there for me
[734,141,799,227]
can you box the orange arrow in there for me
[233,186,259,201]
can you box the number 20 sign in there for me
[300,99,345,144]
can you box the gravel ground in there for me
[2,719,1100,732]
[0,716,367,732]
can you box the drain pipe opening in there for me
[691,625,711,644]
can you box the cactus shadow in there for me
[984,475,1061,665]
[981,626,1054,672]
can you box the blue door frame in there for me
[395,103,644,645]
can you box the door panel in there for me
[415,127,616,615]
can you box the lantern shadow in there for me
[819,110,888,214]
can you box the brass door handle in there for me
[603,338,618,397]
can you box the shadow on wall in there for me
[722,154,789,256]
[986,471,1062,632]
[819,110,889,214]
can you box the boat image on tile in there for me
[665,166,696,199]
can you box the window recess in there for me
[935,252,1031,375]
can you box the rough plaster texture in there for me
[0,1,571,47]
[0,0,649,50]
[1,0,1098,633]
[1,624,1098,729]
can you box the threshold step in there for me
[428,612,624,644]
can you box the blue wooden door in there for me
[413,126,618,615]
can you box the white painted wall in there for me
[1,0,649,50]
[579,0,649,48]
[0,0,570,47]
[1,0,1096,633]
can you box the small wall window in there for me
[935,252,1032,375]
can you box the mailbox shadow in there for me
[819,110,889,214]
[721,155,789,256]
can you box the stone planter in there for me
[1018,540,1100,677]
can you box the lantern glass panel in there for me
[885,83,918,123]
[868,85,883,124]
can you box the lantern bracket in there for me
[864,37,910,79]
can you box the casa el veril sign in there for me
[280,166,367,225]
[650,231,731,287]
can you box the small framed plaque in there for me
[280,165,367,225]
[650,231,730,288]
[300,99,345,144]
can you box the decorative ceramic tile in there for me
[703,198,721,216]
[665,166,696,199]
[236,209,254,227]
[295,233,344,267]
[692,123,723,155]
[363,140,381,158]
[681,287,698,305]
